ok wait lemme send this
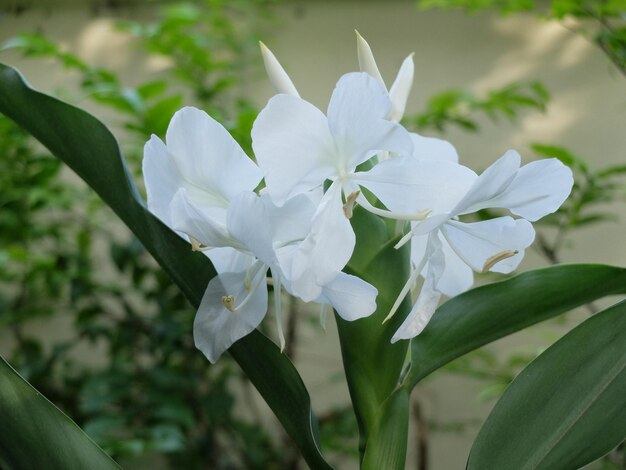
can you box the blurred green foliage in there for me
[0,1,299,468]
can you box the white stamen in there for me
[222,295,236,312]
[272,272,286,352]
[319,304,331,331]
[383,252,429,324]
[223,263,268,314]
[356,193,430,221]
[342,190,360,218]
[482,250,519,273]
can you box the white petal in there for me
[194,269,268,363]
[166,107,262,202]
[392,234,445,342]
[442,217,535,274]
[317,272,378,321]
[482,158,574,221]
[410,132,459,163]
[354,156,476,215]
[261,192,317,245]
[288,182,355,301]
[388,53,414,122]
[436,234,474,296]
[227,191,277,268]
[452,150,521,216]
[327,72,413,170]
[356,31,386,88]
[410,232,429,269]
[252,94,336,205]
[169,188,240,249]
[259,41,299,97]
[143,134,181,226]
[206,247,255,274]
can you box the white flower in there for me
[252,72,439,301]
[144,106,377,363]
[387,150,574,342]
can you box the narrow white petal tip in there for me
[355,30,385,87]
[259,41,299,97]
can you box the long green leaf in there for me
[0,63,331,469]
[0,356,120,469]
[468,299,626,469]
[407,264,626,387]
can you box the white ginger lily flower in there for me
[252,72,466,302]
[144,106,377,363]
[386,150,574,342]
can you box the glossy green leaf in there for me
[468,299,626,469]
[336,207,411,462]
[0,63,330,469]
[0,355,120,469]
[406,264,626,388]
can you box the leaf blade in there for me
[0,355,121,469]
[407,264,626,387]
[467,299,626,470]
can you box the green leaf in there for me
[407,264,626,387]
[337,208,411,462]
[468,299,626,470]
[0,63,331,470]
[0,355,120,469]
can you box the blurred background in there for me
[0,0,625,468]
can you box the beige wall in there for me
[1,2,624,469]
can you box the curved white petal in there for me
[410,232,429,270]
[442,217,535,274]
[261,192,317,245]
[392,233,444,342]
[227,191,277,268]
[206,247,255,274]
[194,269,268,363]
[327,72,413,170]
[259,41,299,97]
[356,31,386,88]
[166,107,262,203]
[388,53,414,122]
[452,150,521,216]
[252,94,336,205]
[411,231,473,297]
[288,182,355,302]
[410,132,459,163]
[317,272,378,321]
[436,234,474,296]
[143,134,181,226]
[169,189,240,250]
[355,156,476,215]
[482,158,574,221]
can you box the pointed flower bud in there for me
[259,41,300,97]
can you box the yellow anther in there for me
[191,238,207,252]
[482,250,519,273]
[342,191,361,219]
[222,295,236,312]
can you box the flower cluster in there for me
[142,33,573,363]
